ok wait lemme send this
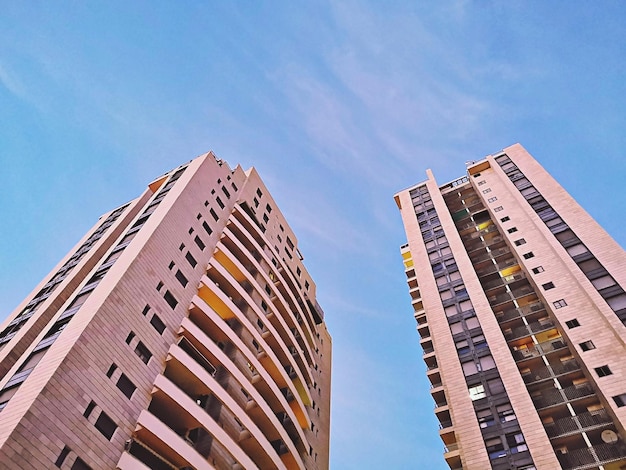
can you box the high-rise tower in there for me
[395,144,626,470]
[0,152,331,470]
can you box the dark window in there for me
[263,213,269,223]
[580,341,595,351]
[532,266,544,274]
[554,299,568,309]
[106,364,117,378]
[204,200,209,207]
[256,188,263,197]
[500,216,510,222]
[305,281,310,290]
[188,227,194,234]
[565,319,580,328]
[595,365,612,377]
[156,281,164,292]
[179,243,185,251]
[523,252,534,259]
[150,314,166,335]
[254,197,259,207]
[222,186,230,199]
[116,373,136,399]
[487,197,497,203]
[175,270,188,287]
[514,239,526,246]
[142,305,151,316]
[83,400,96,418]
[507,227,518,233]
[202,221,212,235]
[194,236,205,251]
[542,282,555,290]
[210,208,219,221]
[231,182,238,191]
[494,206,503,212]
[125,332,135,345]
[185,251,197,268]
[94,411,117,440]
[613,394,626,407]
[134,341,152,364]
[164,290,178,309]
[216,197,225,209]
[55,446,70,467]
[168,261,175,270]
[71,457,92,470]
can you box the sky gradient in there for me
[1,2,625,468]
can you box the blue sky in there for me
[1,2,625,468]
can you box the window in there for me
[482,188,492,194]
[216,197,225,209]
[613,393,626,407]
[185,251,197,268]
[565,318,580,328]
[256,188,263,197]
[83,400,96,418]
[222,186,230,198]
[196,213,202,220]
[175,270,188,287]
[469,384,486,401]
[142,304,151,316]
[477,180,486,186]
[94,411,117,440]
[494,206,503,212]
[156,281,164,292]
[204,200,209,207]
[500,216,510,222]
[595,365,612,377]
[542,282,555,290]
[532,266,544,274]
[263,213,269,223]
[188,227,194,234]
[253,197,259,207]
[507,227,518,234]
[202,221,212,235]
[106,364,117,378]
[125,332,135,344]
[554,299,568,309]
[210,208,219,221]
[194,236,205,251]
[116,373,136,399]
[179,243,185,251]
[488,197,497,203]
[134,341,152,364]
[164,290,178,309]
[150,314,166,334]
[55,446,70,467]
[514,239,526,246]
[580,340,595,351]
[523,252,534,259]
[71,457,92,470]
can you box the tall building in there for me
[395,144,626,470]
[0,152,331,470]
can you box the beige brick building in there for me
[395,144,626,470]
[0,152,331,470]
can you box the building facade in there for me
[395,144,626,470]
[0,152,331,470]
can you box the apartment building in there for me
[0,152,331,470]
[395,144,626,470]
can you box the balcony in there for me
[545,409,612,439]
[522,360,580,384]
[532,383,594,410]
[504,319,555,341]
[512,339,567,362]
[496,301,545,323]
[556,442,626,470]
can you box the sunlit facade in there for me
[395,144,626,470]
[0,152,331,470]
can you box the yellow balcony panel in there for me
[148,175,168,193]
[402,251,412,260]
[404,260,414,269]
[500,265,521,278]
[289,399,309,430]
[197,282,235,320]
[292,377,311,407]
[213,246,247,283]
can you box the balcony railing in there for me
[522,360,580,384]
[532,383,594,410]
[556,442,626,470]
[512,339,567,362]
[504,319,555,341]
[545,410,612,439]
[496,301,545,323]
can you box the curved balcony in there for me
[220,228,315,361]
[160,348,300,469]
[187,298,310,441]
[213,240,314,383]
[201,267,312,408]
